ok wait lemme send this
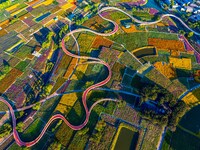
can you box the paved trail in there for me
[1,4,200,147]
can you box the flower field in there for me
[77,33,95,54]
[98,47,120,68]
[148,38,185,51]
[91,36,113,49]
[182,88,200,106]
[59,93,78,107]
[119,51,142,70]
[114,105,141,125]
[0,68,23,94]
[144,68,172,88]
[167,79,187,98]
[63,58,77,79]
[55,53,73,76]
[169,57,192,70]
[140,119,163,150]
[154,62,176,79]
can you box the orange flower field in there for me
[154,62,176,79]
[148,38,185,51]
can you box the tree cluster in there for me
[139,84,188,129]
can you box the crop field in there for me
[0,68,23,94]
[109,11,129,21]
[148,38,185,51]
[114,105,140,124]
[14,45,34,60]
[20,118,45,141]
[59,93,78,107]
[181,52,197,64]
[132,46,157,58]
[132,11,154,21]
[54,53,72,76]
[77,33,95,53]
[167,79,187,98]
[88,123,116,150]
[182,88,200,106]
[110,32,148,50]
[15,60,30,71]
[144,68,172,88]
[30,5,48,17]
[119,51,142,70]
[0,31,21,52]
[154,62,176,79]
[169,57,192,70]
[8,57,20,67]
[4,78,29,101]
[91,36,113,49]
[140,120,163,150]
[140,55,169,64]
[110,32,178,51]
[50,77,66,94]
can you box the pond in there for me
[114,127,139,150]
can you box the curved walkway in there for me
[0,5,200,147]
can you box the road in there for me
[1,4,200,147]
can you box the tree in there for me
[95,120,106,132]
[16,122,24,132]
[78,127,89,136]
[32,102,41,110]
[48,141,62,150]
[117,100,126,108]
[0,123,12,138]
[187,32,194,38]
[15,111,25,119]
[42,84,53,96]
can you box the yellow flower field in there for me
[59,93,78,106]
[5,3,20,12]
[169,57,192,70]
[182,92,199,106]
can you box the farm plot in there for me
[143,68,172,88]
[154,62,176,79]
[91,36,113,49]
[0,31,21,52]
[169,57,192,70]
[148,38,185,51]
[0,68,23,94]
[167,79,187,98]
[182,88,200,106]
[118,51,142,70]
[114,105,140,125]
[15,59,30,71]
[76,33,95,54]
[14,45,34,60]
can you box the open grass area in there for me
[20,118,44,141]
[179,105,200,134]
[15,60,30,71]
[162,127,200,150]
